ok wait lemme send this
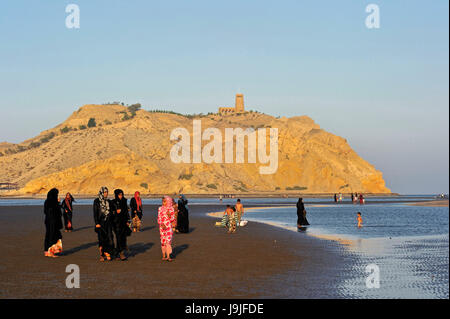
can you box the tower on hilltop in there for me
[218,93,245,114]
[235,93,244,112]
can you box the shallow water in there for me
[0,195,437,207]
[243,203,449,298]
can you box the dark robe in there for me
[112,190,131,254]
[177,197,189,233]
[296,200,310,226]
[61,197,74,230]
[44,189,63,251]
[93,198,115,255]
[130,197,143,220]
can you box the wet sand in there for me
[0,204,353,299]
[409,200,449,207]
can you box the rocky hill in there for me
[0,104,390,195]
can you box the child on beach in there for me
[357,212,363,228]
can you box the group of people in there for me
[44,190,75,257]
[221,199,245,233]
[43,186,190,261]
[334,192,365,204]
[93,187,139,261]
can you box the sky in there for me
[0,0,448,194]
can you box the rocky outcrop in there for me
[0,104,390,195]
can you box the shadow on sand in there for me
[127,242,154,258]
[62,242,98,256]
[140,226,155,232]
[71,226,92,232]
[171,244,189,258]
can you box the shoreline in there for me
[0,192,400,199]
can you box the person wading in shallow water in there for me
[93,187,115,261]
[357,212,363,228]
[44,188,63,258]
[296,198,310,227]
[61,192,75,232]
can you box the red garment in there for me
[134,191,142,211]
[64,193,72,211]
[158,205,174,246]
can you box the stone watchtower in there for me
[218,93,246,114]
[235,93,244,112]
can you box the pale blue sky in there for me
[0,1,448,194]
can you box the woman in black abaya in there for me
[112,189,131,261]
[296,198,310,227]
[44,188,63,257]
[93,186,115,261]
[177,194,190,233]
[61,192,75,232]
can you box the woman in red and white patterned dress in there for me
[158,196,175,261]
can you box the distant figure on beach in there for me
[339,193,343,203]
[359,194,365,205]
[334,193,337,203]
[61,192,75,232]
[177,194,190,233]
[158,196,175,261]
[296,198,310,227]
[219,195,223,202]
[112,189,131,261]
[44,188,63,257]
[351,193,354,203]
[93,186,115,262]
[235,199,244,224]
[357,212,363,228]
[130,191,143,232]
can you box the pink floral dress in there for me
[158,205,175,246]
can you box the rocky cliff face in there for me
[0,104,390,195]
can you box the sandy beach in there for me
[409,200,449,207]
[0,203,353,299]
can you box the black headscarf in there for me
[114,189,124,201]
[45,188,59,209]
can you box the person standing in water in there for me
[158,196,175,261]
[44,188,63,257]
[130,191,143,232]
[93,186,115,261]
[112,189,131,261]
[61,192,75,232]
[235,199,244,225]
[296,198,310,227]
[357,212,363,228]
